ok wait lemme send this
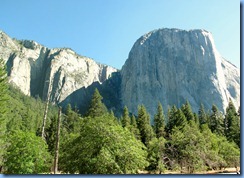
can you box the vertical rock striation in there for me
[121,28,240,116]
[0,31,117,103]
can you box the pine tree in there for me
[165,105,178,135]
[130,115,141,140]
[59,114,149,174]
[153,102,165,138]
[45,115,58,155]
[0,59,8,168]
[64,104,81,133]
[137,105,155,146]
[194,113,199,126]
[174,108,187,129]
[209,105,224,136]
[87,88,107,118]
[225,100,240,147]
[4,131,51,174]
[181,101,194,121]
[121,106,130,128]
[166,106,187,135]
[131,115,137,128]
[198,104,208,125]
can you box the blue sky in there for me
[0,0,240,69]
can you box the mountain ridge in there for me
[0,28,240,116]
[0,30,117,104]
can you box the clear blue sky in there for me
[0,0,240,69]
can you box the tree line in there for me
[0,60,240,174]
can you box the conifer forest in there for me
[0,60,240,174]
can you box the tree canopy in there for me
[59,114,148,174]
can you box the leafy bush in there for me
[4,131,51,174]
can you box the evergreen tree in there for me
[109,110,118,123]
[121,106,130,128]
[59,114,149,174]
[87,88,107,117]
[137,105,155,146]
[166,105,187,135]
[174,109,187,130]
[209,105,224,136]
[64,104,81,133]
[168,120,206,173]
[0,59,8,169]
[147,137,166,173]
[153,102,165,138]
[4,131,51,174]
[130,115,140,140]
[225,100,240,147]
[165,105,178,135]
[131,115,137,128]
[181,101,194,121]
[198,104,208,125]
[194,113,199,126]
[45,115,58,155]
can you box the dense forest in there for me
[0,60,240,174]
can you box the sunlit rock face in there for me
[0,31,117,103]
[121,28,240,116]
[0,28,240,117]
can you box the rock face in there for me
[121,28,240,116]
[0,28,240,117]
[0,31,117,103]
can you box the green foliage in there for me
[218,137,240,168]
[165,105,177,135]
[0,59,8,167]
[0,65,240,174]
[59,114,148,174]
[64,104,82,133]
[4,130,51,174]
[146,137,166,173]
[200,124,225,169]
[153,102,165,138]
[166,106,187,138]
[225,100,240,147]
[209,105,224,136]
[6,85,58,134]
[198,103,208,125]
[87,88,107,117]
[137,105,155,146]
[121,106,130,128]
[129,115,141,140]
[181,101,194,121]
[45,115,58,155]
[168,121,206,173]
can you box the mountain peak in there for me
[121,28,239,116]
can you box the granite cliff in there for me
[121,28,240,115]
[0,31,117,104]
[0,28,240,116]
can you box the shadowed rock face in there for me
[0,28,240,117]
[60,72,122,116]
[0,31,117,104]
[121,28,240,115]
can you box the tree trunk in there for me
[41,81,51,139]
[54,107,61,174]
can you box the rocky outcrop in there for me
[0,28,240,117]
[0,31,117,103]
[121,28,240,115]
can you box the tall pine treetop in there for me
[121,106,130,128]
[153,102,165,138]
[87,88,107,118]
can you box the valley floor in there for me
[137,167,240,174]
